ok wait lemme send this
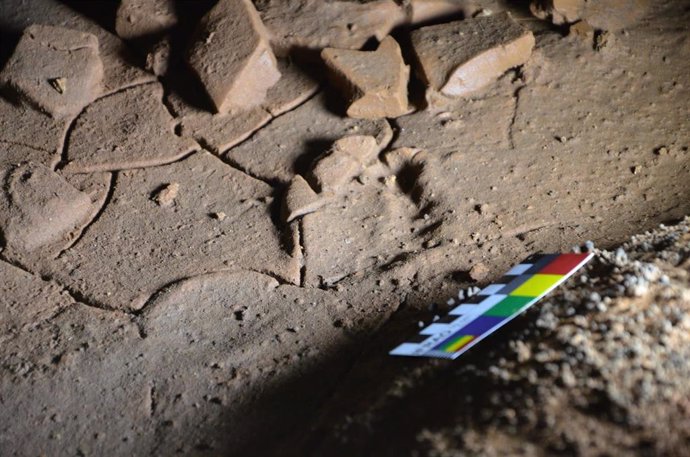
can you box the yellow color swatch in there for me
[510,274,562,297]
[444,335,474,353]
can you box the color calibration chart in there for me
[390,252,594,359]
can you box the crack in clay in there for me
[149,382,157,417]
[217,150,282,188]
[56,81,163,171]
[298,219,306,287]
[55,171,116,257]
[0,256,132,320]
[216,89,323,157]
[0,139,55,156]
[507,84,525,151]
[134,267,301,318]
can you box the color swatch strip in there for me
[390,253,594,359]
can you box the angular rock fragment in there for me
[115,0,178,40]
[257,0,405,56]
[152,182,179,207]
[145,36,172,76]
[411,12,534,100]
[64,83,197,172]
[530,0,649,30]
[187,0,281,113]
[0,162,92,256]
[322,36,410,119]
[225,94,393,183]
[0,25,103,118]
[310,136,379,191]
[283,175,327,223]
[311,151,362,192]
[166,58,316,154]
[43,152,300,310]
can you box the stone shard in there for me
[187,0,281,113]
[530,0,649,30]
[411,12,535,100]
[0,25,103,118]
[145,36,173,76]
[310,136,379,191]
[152,182,179,208]
[322,36,410,119]
[257,0,405,56]
[0,162,92,255]
[42,152,300,310]
[311,151,361,193]
[115,0,178,40]
[282,175,326,223]
[64,83,197,172]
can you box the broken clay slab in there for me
[0,25,103,118]
[187,0,281,113]
[282,175,328,223]
[115,0,178,40]
[0,162,93,256]
[322,36,410,119]
[258,0,405,56]
[411,12,535,100]
[43,151,301,311]
[63,83,197,173]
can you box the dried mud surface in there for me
[1,0,689,456]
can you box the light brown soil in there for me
[0,0,688,456]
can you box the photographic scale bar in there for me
[390,252,594,360]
